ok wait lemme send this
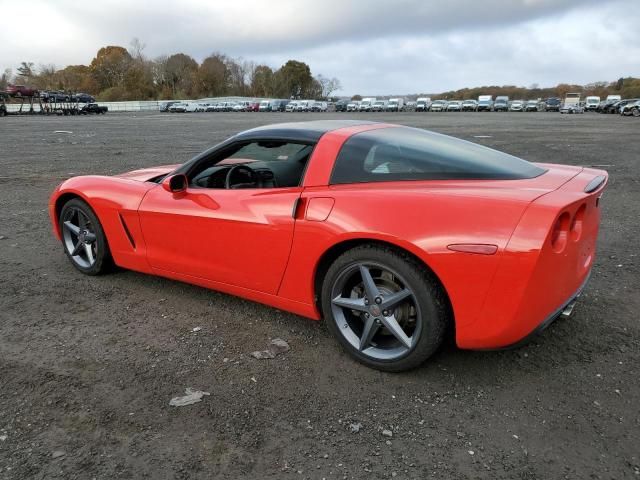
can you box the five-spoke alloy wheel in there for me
[59,198,111,275]
[322,245,449,371]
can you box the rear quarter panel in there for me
[279,182,534,326]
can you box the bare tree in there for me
[316,74,342,99]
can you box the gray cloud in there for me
[1,0,637,94]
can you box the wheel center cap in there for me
[78,231,86,243]
[369,305,382,317]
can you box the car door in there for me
[137,140,310,295]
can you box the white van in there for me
[371,100,388,112]
[359,98,376,111]
[259,100,271,112]
[416,97,431,112]
[386,98,404,112]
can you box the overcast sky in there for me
[0,0,637,95]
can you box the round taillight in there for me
[570,204,586,241]
[551,212,571,253]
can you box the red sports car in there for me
[49,121,607,371]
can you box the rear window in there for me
[330,127,546,184]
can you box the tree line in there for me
[0,39,342,101]
[412,78,640,101]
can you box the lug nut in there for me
[383,310,389,316]
[375,297,382,304]
[364,313,370,318]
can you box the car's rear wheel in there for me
[59,198,111,275]
[322,245,449,372]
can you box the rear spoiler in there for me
[584,175,606,193]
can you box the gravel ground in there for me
[0,111,638,479]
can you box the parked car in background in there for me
[446,100,462,112]
[477,95,493,112]
[386,98,404,112]
[267,100,286,112]
[0,92,7,117]
[259,100,271,112]
[509,100,525,112]
[41,90,71,103]
[185,103,200,112]
[358,98,376,112]
[246,102,260,112]
[620,99,640,116]
[404,101,417,111]
[296,100,312,112]
[311,101,328,112]
[560,103,584,114]
[544,97,562,111]
[606,99,636,114]
[430,100,448,112]
[415,97,431,112]
[525,100,540,112]
[80,103,108,114]
[584,96,600,111]
[494,96,509,112]
[371,100,388,112]
[334,99,349,112]
[169,103,188,113]
[6,84,38,97]
[346,100,360,112]
[461,99,478,111]
[160,101,180,112]
[285,101,298,112]
[71,93,95,103]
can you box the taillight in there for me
[551,212,571,253]
[570,204,586,242]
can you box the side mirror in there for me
[162,174,188,194]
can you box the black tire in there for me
[321,244,449,372]
[59,198,112,275]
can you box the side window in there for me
[190,141,314,189]
[330,127,545,184]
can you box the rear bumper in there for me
[492,272,590,350]
[455,166,606,350]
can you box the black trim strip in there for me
[584,175,606,193]
[118,213,136,249]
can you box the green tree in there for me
[197,54,228,97]
[274,60,313,98]
[165,53,198,96]
[251,65,274,97]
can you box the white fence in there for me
[4,96,269,113]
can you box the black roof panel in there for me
[236,120,377,142]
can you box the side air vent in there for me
[118,213,136,249]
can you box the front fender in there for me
[49,176,156,272]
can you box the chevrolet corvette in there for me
[49,121,607,371]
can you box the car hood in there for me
[114,164,180,182]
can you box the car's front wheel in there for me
[322,245,449,372]
[59,198,111,275]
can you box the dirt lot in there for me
[0,111,638,479]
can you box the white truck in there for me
[386,98,404,112]
[359,97,377,112]
[415,97,431,112]
[564,93,581,107]
[477,95,494,112]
